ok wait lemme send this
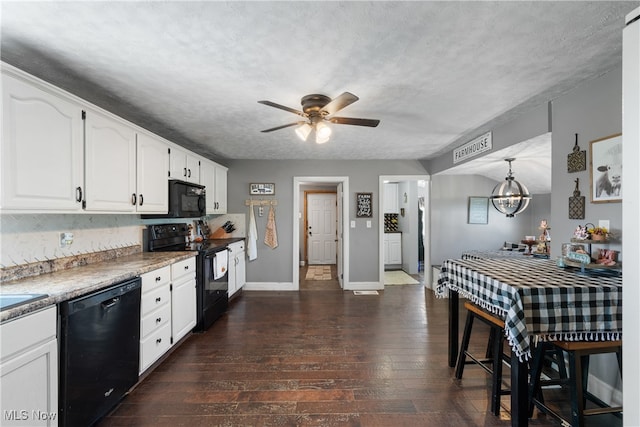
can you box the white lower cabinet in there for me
[383,233,402,265]
[0,306,58,426]
[227,241,246,298]
[170,257,197,343]
[139,265,172,374]
[139,257,196,375]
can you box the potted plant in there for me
[588,226,608,241]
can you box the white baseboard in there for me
[344,281,383,291]
[243,282,297,291]
[588,373,622,406]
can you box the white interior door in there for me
[337,183,344,288]
[307,193,337,265]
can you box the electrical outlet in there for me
[60,232,74,248]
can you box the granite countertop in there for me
[0,251,196,323]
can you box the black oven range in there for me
[147,223,234,332]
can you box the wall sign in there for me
[249,183,275,195]
[356,192,373,218]
[467,196,489,224]
[453,131,492,164]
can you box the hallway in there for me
[99,284,562,426]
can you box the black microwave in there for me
[143,180,206,218]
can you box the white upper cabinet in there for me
[84,109,137,212]
[383,183,399,214]
[136,133,169,213]
[169,146,200,183]
[200,159,227,214]
[1,71,84,211]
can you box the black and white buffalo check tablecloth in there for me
[436,258,622,361]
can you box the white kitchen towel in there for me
[264,205,278,249]
[213,250,228,280]
[247,204,258,260]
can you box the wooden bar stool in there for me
[528,339,622,427]
[455,301,509,416]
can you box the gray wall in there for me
[226,159,428,283]
[429,174,547,265]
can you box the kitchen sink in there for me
[0,293,49,311]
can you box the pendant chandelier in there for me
[490,158,531,217]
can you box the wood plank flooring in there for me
[97,268,600,426]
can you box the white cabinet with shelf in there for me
[228,241,246,298]
[169,146,200,183]
[200,159,228,214]
[135,133,170,213]
[171,257,197,343]
[1,70,84,212]
[383,233,402,265]
[1,306,58,426]
[384,183,399,213]
[139,266,172,374]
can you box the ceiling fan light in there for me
[295,123,312,141]
[315,122,332,144]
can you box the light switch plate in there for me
[350,220,356,228]
[366,220,372,228]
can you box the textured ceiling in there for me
[1,1,637,179]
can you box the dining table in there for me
[436,257,622,427]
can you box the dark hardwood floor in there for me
[98,266,606,426]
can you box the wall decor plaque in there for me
[567,133,586,173]
[249,183,275,195]
[568,178,585,219]
[356,192,373,218]
[467,196,489,224]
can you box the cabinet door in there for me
[1,73,84,211]
[199,160,216,214]
[136,133,169,213]
[383,235,390,264]
[171,276,196,342]
[389,234,403,264]
[236,249,246,291]
[384,183,399,213]
[169,147,200,183]
[213,164,227,214]
[84,110,136,212]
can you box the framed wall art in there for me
[590,134,622,203]
[467,196,489,224]
[356,192,373,218]
[249,183,275,195]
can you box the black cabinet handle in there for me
[131,193,137,206]
[155,276,161,282]
[188,168,191,178]
[184,265,189,270]
[155,297,161,303]
[156,317,162,324]
[139,194,144,206]
[183,167,187,177]
[75,186,83,202]
[156,338,162,344]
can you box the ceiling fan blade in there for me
[258,100,306,117]
[329,117,380,127]
[260,121,306,133]
[321,92,359,116]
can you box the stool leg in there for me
[490,326,503,416]
[455,311,474,379]
[528,341,547,417]
[568,350,586,427]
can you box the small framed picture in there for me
[590,134,622,203]
[249,183,275,195]
[356,192,373,218]
[468,196,488,224]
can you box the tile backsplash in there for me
[0,214,142,268]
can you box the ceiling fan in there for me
[258,92,380,144]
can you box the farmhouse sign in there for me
[453,132,492,164]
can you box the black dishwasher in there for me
[59,277,141,427]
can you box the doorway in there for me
[378,175,431,286]
[293,177,349,290]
